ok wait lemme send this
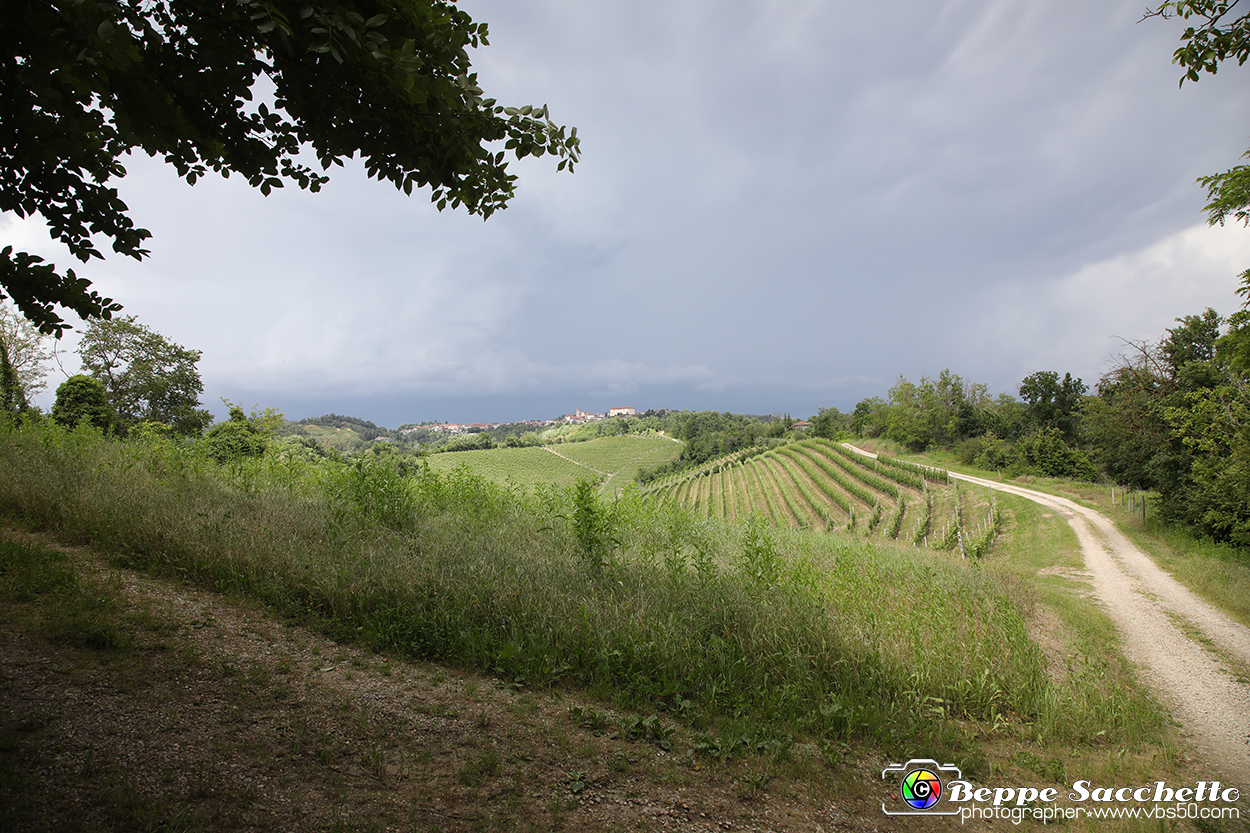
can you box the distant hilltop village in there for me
[403,406,641,436]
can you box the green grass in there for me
[423,445,587,488]
[0,419,1169,761]
[1094,497,1250,630]
[552,435,682,491]
[0,536,131,651]
[423,435,681,492]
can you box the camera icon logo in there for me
[881,759,962,816]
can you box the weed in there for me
[738,769,771,799]
[738,514,780,586]
[566,770,590,795]
[623,715,675,751]
[558,478,620,572]
[568,706,613,735]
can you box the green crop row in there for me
[871,451,950,485]
[768,454,843,529]
[814,440,906,497]
[911,488,934,546]
[774,446,852,514]
[884,495,907,540]
[760,456,815,527]
[789,443,882,508]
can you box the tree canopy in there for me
[0,0,580,335]
[78,315,210,436]
[0,301,53,406]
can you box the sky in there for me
[5,0,1250,427]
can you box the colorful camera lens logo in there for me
[901,768,942,809]
[881,758,962,816]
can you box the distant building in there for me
[608,406,636,417]
[791,421,809,431]
[563,407,605,424]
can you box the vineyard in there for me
[643,439,1004,555]
[422,435,682,492]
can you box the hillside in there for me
[424,435,682,492]
[645,438,1004,555]
[0,530,893,832]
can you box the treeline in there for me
[850,368,1092,479]
[1085,308,1248,545]
[297,413,381,433]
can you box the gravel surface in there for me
[951,471,1250,776]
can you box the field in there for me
[424,434,682,492]
[644,438,1005,556]
[295,422,367,450]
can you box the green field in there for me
[423,434,682,491]
[297,422,367,450]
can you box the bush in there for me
[956,433,1011,471]
[1014,428,1096,481]
[202,408,267,463]
[51,375,113,433]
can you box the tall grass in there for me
[0,419,1153,750]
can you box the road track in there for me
[844,444,1250,775]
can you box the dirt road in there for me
[845,445,1250,776]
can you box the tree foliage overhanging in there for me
[0,0,580,334]
[1149,0,1250,295]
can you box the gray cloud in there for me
[6,0,1250,425]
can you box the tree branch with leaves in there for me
[1147,0,1250,298]
[0,0,580,334]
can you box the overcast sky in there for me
[6,0,1250,427]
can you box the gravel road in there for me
[844,446,1250,776]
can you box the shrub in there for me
[51,375,113,433]
[202,408,267,463]
[559,478,620,572]
[956,433,1012,471]
[1014,428,1096,481]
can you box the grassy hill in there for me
[295,422,370,450]
[645,438,1004,555]
[423,434,683,491]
